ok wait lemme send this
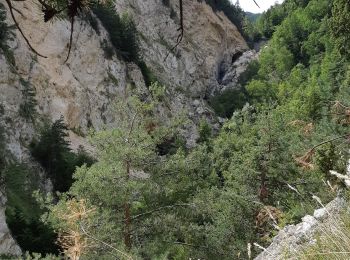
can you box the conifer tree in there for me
[330,0,350,59]
[19,79,38,122]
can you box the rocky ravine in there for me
[0,0,257,255]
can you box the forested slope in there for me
[0,0,349,259]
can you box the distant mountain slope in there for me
[245,11,261,22]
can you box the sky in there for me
[236,0,284,13]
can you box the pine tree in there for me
[18,79,37,122]
[0,2,15,65]
[56,95,168,256]
[330,0,350,59]
[31,117,72,192]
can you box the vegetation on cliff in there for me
[0,0,349,259]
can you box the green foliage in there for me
[149,81,165,101]
[202,0,246,36]
[210,88,248,118]
[92,3,140,63]
[22,252,61,260]
[101,39,114,60]
[254,0,311,39]
[138,60,157,87]
[238,60,260,86]
[245,12,261,23]
[36,0,350,258]
[48,96,230,258]
[84,12,100,35]
[19,79,37,122]
[4,164,60,255]
[30,118,94,193]
[0,2,15,66]
[330,0,350,59]
[198,119,212,144]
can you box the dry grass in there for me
[288,209,350,260]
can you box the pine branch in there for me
[164,0,184,61]
[5,0,47,58]
[64,15,74,63]
[253,0,260,8]
[131,203,194,220]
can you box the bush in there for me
[198,119,212,144]
[92,3,140,63]
[0,2,15,66]
[84,12,100,35]
[209,88,248,118]
[30,118,95,193]
[4,164,60,255]
[138,60,157,87]
[101,39,114,59]
[202,0,245,36]
[238,60,260,86]
[19,79,37,122]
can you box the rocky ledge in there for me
[255,197,347,260]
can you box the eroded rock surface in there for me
[254,198,346,260]
[0,0,254,254]
[0,193,22,256]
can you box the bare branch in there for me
[253,0,260,8]
[164,0,184,61]
[131,203,194,220]
[5,0,47,58]
[80,224,133,260]
[64,16,75,63]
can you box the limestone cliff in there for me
[1,0,252,153]
[0,0,252,254]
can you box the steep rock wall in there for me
[114,0,249,97]
[0,0,251,155]
[0,0,251,254]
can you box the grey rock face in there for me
[254,198,346,260]
[0,194,22,256]
[0,0,255,254]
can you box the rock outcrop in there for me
[114,0,249,97]
[0,193,22,256]
[0,0,255,254]
[254,197,347,260]
[0,0,252,153]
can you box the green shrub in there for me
[138,60,157,87]
[149,81,166,101]
[30,118,95,193]
[101,39,114,59]
[238,60,260,86]
[84,12,100,35]
[4,164,60,255]
[0,2,15,66]
[19,79,37,122]
[198,119,212,144]
[209,88,248,118]
[201,0,245,36]
[92,3,139,62]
